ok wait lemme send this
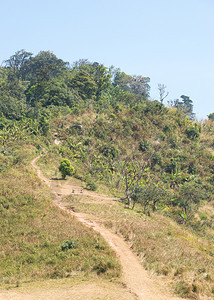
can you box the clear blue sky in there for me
[1,0,213,119]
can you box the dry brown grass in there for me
[65,194,214,299]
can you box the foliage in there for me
[59,158,74,179]
[170,95,195,119]
[132,184,168,213]
[61,239,77,251]
[139,140,150,152]
[208,112,214,121]
[185,125,200,140]
[177,181,208,220]
[0,49,214,297]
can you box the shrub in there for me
[101,145,118,158]
[185,126,200,140]
[151,153,162,167]
[61,239,77,251]
[86,179,98,191]
[165,158,178,174]
[174,281,191,297]
[139,140,150,152]
[59,158,74,179]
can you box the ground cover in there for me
[0,148,121,288]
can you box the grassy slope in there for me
[1,106,213,298]
[35,106,214,298]
[0,144,121,287]
[64,194,214,299]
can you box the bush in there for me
[86,179,98,191]
[59,158,74,179]
[61,239,77,251]
[174,281,191,297]
[139,140,150,152]
[185,126,200,140]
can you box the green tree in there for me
[39,78,79,107]
[71,60,111,100]
[113,71,150,99]
[178,181,207,221]
[91,62,111,99]
[172,95,195,119]
[59,159,74,179]
[208,113,214,121]
[3,49,32,80]
[22,51,68,81]
[69,70,97,100]
[132,184,167,213]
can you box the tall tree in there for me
[68,70,97,100]
[170,95,195,119]
[158,83,169,103]
[3,49,32,80]
[113,71,150,99]
[22,51,68,81]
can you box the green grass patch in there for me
[0,150,121,287]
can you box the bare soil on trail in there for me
[0,155,184,300]
[0,280,138,300]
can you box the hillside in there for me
[0,50,213,299]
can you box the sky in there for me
[1,0,213,119]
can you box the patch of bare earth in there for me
[0,279,137,300]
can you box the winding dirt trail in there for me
[30,154,182,300]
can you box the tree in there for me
[59,159,74,179]
[91,62,111,99]
[71,60,111,100]
[22,51,68,81]
[132,184,167,213]
[3,49,32,80]
[113,71,150,99]
[208,113,214,121]
[158,83,169,104]
[69,70,97,100]
[171,95,195,119]
[177,181,207,222]
[38,78,79,107]
[118,151,157,207]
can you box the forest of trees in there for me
[0,49,199,121]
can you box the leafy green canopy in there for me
[59,158,74,179]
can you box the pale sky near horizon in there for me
[1,0,213,119]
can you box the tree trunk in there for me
[126,189,131,207]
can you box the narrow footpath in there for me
[31,154,182,300]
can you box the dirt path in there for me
[29,155,182,299]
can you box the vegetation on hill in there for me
[0,50,213,297]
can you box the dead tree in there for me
[158,83,169,104]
